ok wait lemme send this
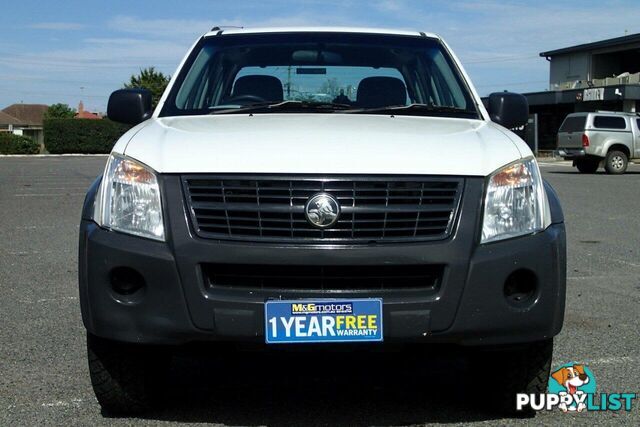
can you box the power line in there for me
[464,54,541,65]
[0,87,109,99]
[475,80,548,88]
[0,57,177,70]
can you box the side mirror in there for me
[487,92,528,129]
[107,89,152,125]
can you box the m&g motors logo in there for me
[291,302,353,315]
[516,362,637,412]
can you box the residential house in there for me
[0,104,48,147]
[0,110,21,132]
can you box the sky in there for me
[0,0,638,112]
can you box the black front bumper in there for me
[79,176,566,346]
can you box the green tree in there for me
[124,67,170,108]
[44,103,75,119]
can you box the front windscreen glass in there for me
[161,32,479,118]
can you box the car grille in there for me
[182,175,463,243]
[202,263,444,292]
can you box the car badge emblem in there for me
[304,193,340,228]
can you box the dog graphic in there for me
[551,364,590,412]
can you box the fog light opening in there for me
[504,269,537,306]
[110,267,145,296]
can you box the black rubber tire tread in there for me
[575,159,599,173]
[472,339,553,415]
[604,150,628,175]
[87,333,169,415]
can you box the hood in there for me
[122,114,524,176]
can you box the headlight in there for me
[95,154,164,241]
[481,158,550,244]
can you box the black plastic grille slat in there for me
[183,176,463,243]
[202,263,444,291]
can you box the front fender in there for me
[79,175,103,329]
[544,180,564,224]
[81,175,102,220]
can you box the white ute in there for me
[80,27,566,415]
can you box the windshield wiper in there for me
[210,100,353,115]
[342,103,478,117]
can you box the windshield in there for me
[161,32,480,118]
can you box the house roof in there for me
[74,100,101,119]
[75,110,101,120]
[1,104,48,126]
[0,110,21,126]
[540,32,640,57]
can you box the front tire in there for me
[472,339,553,415]
[604,150,628,174]
[575,158,599,173]
[87,333,170,415]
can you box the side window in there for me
[175,45,222,110]
[593,116,626,130]
[430,52,466,107]
[636,119,640,131]
[422,47,468,109]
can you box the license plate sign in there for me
[265,299,383,344]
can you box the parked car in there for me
[556,111,640,174]
[79,27,566,415]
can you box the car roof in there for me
[203,26,439,39]
[567,111,636,117]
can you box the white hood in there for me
[121,114,525,176]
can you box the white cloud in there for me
[421,1,640,60]
[374,0,407,12]
[0,35,189,111]
[107,15,212,39]
[106,13,369,39]
[2,38,187,73]
[7,2,640,108]
[28,22,85,31]
[355,0,640,91]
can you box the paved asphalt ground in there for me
[1,156,638,426]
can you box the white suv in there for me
[79,27,566,415]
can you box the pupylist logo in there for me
[549,363,596,412]
[516,362,637,412]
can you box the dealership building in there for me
[520,32,640,149]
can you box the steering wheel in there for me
[223,94,266,105]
